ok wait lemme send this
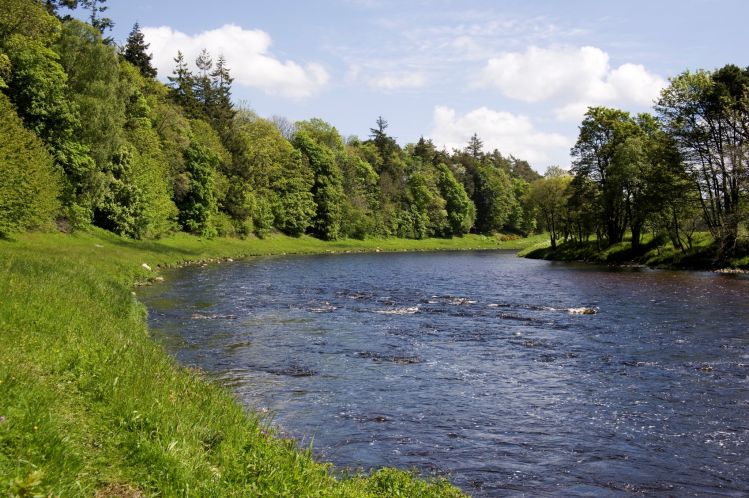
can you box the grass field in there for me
[1,228,546,497]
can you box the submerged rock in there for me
[267,365,317,377]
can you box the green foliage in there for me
[177,142,218,238]
[437,164,475,236]
[3,34,79,152]
[656,66,749,257]
[0,0,60,46]
[296,118,345,151]
[56,19,124,168]
[0,94,61,237]
[123,22,156,79]
[472,165,514,233]
[406,170,447,238]
[570,106,639,245]
[252,194,275,238]
[294,131,345,240]
[93,146,149,238]
[529,169,572,249]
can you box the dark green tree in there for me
[466,133,483,159]
[123,22,156,78]
[178,141,218,238]
[207,55,235,133]
[93,146,149,238]
[167,51,199,115]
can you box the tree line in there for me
[2,1,747,261]
[530,66,749,260]
[0,0,539,241]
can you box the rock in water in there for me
[567,307,597,315]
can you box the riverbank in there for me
[519,233,749,271]
[0,229,544,497]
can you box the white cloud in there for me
[369,71,426,90]
[142,24,329,99]
[429,106,571,167]
[478,46,665,121]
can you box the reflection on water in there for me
[139,251,749,497]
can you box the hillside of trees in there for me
[0,0,541,244]
[2,1,747,265]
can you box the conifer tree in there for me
[167,51,198,116]
[192,49,213,116]
[123,22,156,78]
[207,55,235,132]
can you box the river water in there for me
[139,251,749,496]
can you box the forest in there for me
[1,0,748,263]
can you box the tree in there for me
[80,0,113,36]
[1,0,60,45]
[0,93,62,236]
[207,55,235,133]
[4,33,79,144]
[656,66,749,257]
[293,131,345,240]
[529,168,572,249]
[56,19,125,168]
[94,146,149,238]
[466,133,483,159]
[405,170,447,238]
[570,106,638,245]
[177,142,218,238]
[437,164,475,236]
[193,48,213,116]
[167,51,198,115]
[43,0,79,16]
[123,22,156,78]
[472,165,514,233]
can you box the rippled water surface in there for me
[140,251,749,496]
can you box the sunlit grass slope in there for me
[0,228,540,497]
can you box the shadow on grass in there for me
[525,236,728,270]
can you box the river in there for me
[139,250,749,496]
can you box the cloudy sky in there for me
[91,0,747,171]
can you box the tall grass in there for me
[0,228,539,497]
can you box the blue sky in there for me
[89,0,747,171]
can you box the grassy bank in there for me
[0,229,542,497]
[520,232,749,270]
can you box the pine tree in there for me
[167,51,198,116]
[192,49,213,117]
[123,22,157,78]
[466,133,483,159]
[207,55,235,132]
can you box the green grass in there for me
[0,228,544,497]
[522,232,749,270]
